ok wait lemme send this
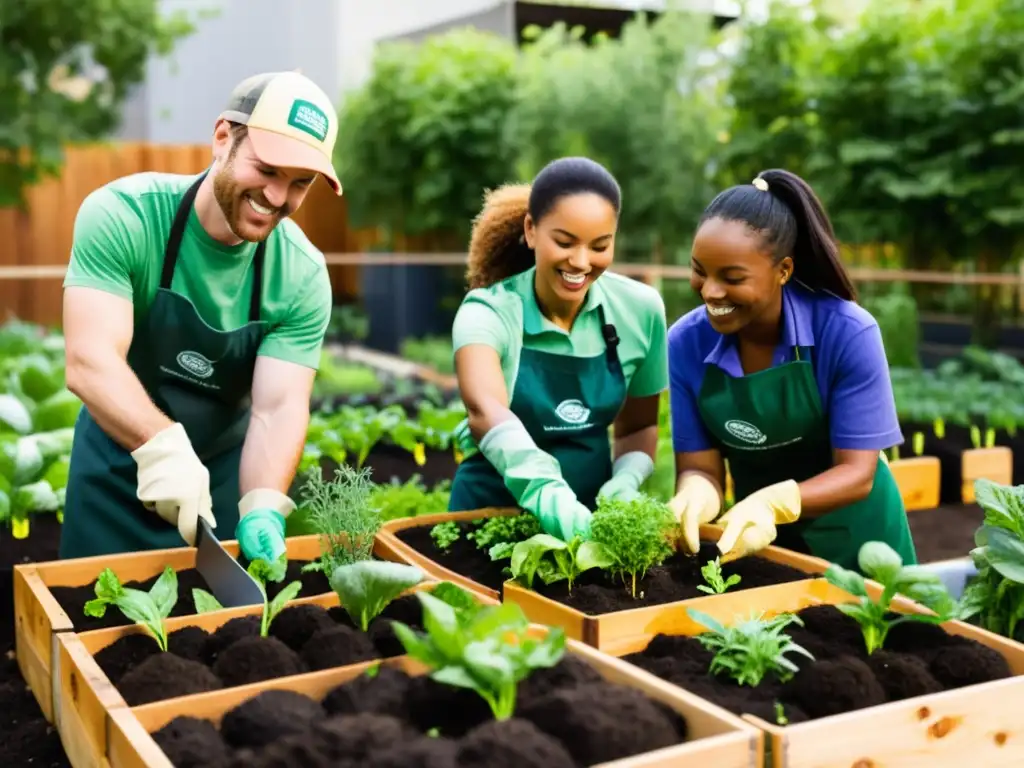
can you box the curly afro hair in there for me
[465,157,621,290]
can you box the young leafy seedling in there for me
[248,554,302,637]
[687,608,814,687]
[191,588,224,614]
[497,533,613,593]
[697,557,741,595]
[84,566,178,651]
[392,586,566,720]
[824,541,960,654]
[329,560,425,631]
[590,495,676,598]
[430,521,460,553]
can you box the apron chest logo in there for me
[555,398,591,425]
[176,351,214,379]
[724,419,767,445]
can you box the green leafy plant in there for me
[370,475,451,521]
[392,587,566,720]
[247,555,302,637]
[466,514,542,551]
[687,608,814,687]
[697,557,741,595]
[191,588,223,614]
[589,495,677,598]
[824,541,960,654]
[298,464,383,575]
[329,560,425,631]
[83,566,178,651]
[430,521,460,553]
[500,533,614,593]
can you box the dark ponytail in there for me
[699,168,857,301]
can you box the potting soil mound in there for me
[151,655,690,767]
[92,595,423,706]
[50,559,331,632]
[398,525,808,610]
[624,604,1014,725]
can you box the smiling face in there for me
[211,123,317,243]
[690,217,792,335]
[524,192,618,314]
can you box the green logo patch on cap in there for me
[287,99,329,142]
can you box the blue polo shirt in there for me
[667,282,903,454]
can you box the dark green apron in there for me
[697,344,917,573]
[60,172,268,558]
[449,305,626,512]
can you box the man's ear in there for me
[212,119,233,162]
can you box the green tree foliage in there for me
[0,0,199,207]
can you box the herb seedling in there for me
[466,514,541,551]
[392,587,565,720]
[430,521,460,552]
[329,560,425,631]
[824,541,960,654]
[688,608,815,687]
[84,567,178,651]
[590,495,676,598]
[697,557,741,595]
[298,464,383,575]
[497,533,613,593]
[247,554,303,637]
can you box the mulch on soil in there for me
[624,604,1012,726]
[151,654,691,768]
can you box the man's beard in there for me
[212,162,287,243]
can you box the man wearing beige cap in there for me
[60,71,339,563]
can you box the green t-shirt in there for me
[452,267,669,399]
[63,172,332,369]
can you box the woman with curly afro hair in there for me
[448,157,669,541]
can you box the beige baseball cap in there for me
[220,71,342,195]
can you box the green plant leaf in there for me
[329,560,425,631]
[192,588,224,614]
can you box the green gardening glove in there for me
[235,489,293,562]
[596,451,655,503]
[479,419,593,541]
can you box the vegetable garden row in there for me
[12,463,1024,768]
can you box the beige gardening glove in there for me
[132,422,215,547]
[668,473,723,555]
[714,479,801,564]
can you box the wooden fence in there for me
[0,143,366,326]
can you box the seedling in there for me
[392,585,565,720]
[824,541,960,654]
[497,533,613,593]
[248,554,302,637]
[329,560,425,631]
[590,495,676,598]
[84,567,178,651]
[688,608,814,687]
[298,464,383,574]
[191,588,224,614]
[430,521,460,552]
[697,557,741,595]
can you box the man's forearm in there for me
[239,400,310,496]
[66,353,173,451]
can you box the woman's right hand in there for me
[668,473,722,555]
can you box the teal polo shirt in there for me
[452,267,668,399]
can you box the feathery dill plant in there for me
[299,464,383,574]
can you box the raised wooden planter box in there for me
[603,578,1024,768]
[889,456,942,511]
[54,578,460,768]
[962,447,1014,503]
[13,534,325,725]
[104,633,763,768]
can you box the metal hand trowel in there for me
[194,518,264,607]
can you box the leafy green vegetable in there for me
[697,557,741,595]
[824,541,960,654]
[192,588,224,614]
[590,495,676,598]
[329,560,425,631]
[688,608,814,687]
[466,514,541,551]
[392,588,566,720]
[500,533,613,593]
[84,567,178,650]
[247,554,302,637]
[430,521,460,552]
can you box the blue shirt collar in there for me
[520,266,606,336]
[703,283,818,372]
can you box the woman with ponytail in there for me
[449,157,669,541]
[666,169,915,573]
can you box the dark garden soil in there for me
[91,594,427,707]
[151,653,691,768]
[623,604,1012,727]
[49,559,331,633]
[397,524,809,612]
[908,503,984,563]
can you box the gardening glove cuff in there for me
[668,473,722,555]
[235,508,287,563]
[597,451,654,503]
[239,488,296,520]
[479,418,592,541]
[131,422,214,547]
